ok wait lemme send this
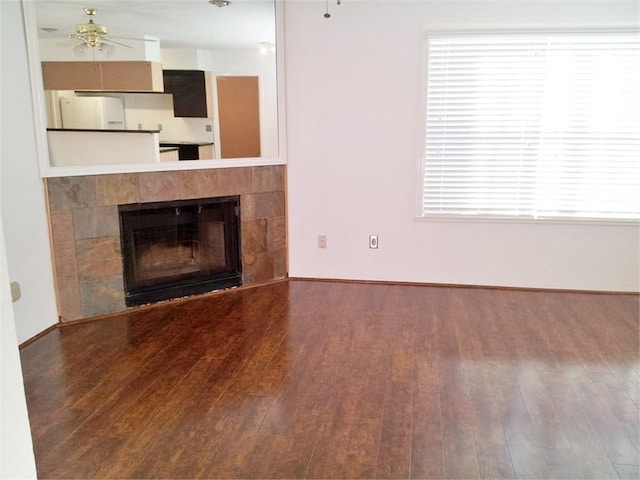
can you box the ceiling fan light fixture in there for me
[75,21,107,36]
[209,0,231,7]
[69,7,110,50]
[97,43,115,57]
[72,42,88,57]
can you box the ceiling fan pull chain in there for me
[324,0,342,18]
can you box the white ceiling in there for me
[33,0,276,50]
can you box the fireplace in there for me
[119,196,242,307]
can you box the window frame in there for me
[416,28,640,226]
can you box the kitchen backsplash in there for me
[46,90,214,143]
[118,92,214,143]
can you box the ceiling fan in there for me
[65,7,156,56]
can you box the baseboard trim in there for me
[19,324,58,350]
[58,278,290,328]
[288,276,639,296]
[19,275,636,349]
[20,278,289,348]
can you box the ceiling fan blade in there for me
[102,37,134,49]
[110,36,159,43]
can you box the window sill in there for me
[415,214,640,227]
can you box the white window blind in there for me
[422,32,640,221]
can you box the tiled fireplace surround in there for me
[46,166,286,322]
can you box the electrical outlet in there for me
[318,235,327,249]
[369,235,378,249]
[137,123,143,130]
[205,124,213,132]
[157,123,163,131]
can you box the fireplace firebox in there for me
[119,196,242,307]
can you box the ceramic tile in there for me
[49,209,74,248]
[95,174,139,206]
[138,172,182,203]
[217,168,252,197]
[46,167,288,321]
[76,237,122,279]
[252,166,285,193]
[242,252,274,285]
[242,219,268,256]
[72,206,120,240]
[270,248,287,279]
[79,276,126,318]
[180,169,220,199]
[267,216,287,252]
[46,176,96,211]
[53,240,78,279]
[241,192,286,221]
[57,276,83,322]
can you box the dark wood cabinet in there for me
[162,70,213,118]
[159,143,214,160]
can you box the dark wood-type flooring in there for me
[20,280,640,479]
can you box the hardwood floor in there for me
[20,280,639,479]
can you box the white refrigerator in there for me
[59,96,126,130]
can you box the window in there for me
[422,32,640,221]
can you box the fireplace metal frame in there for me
[118,195,242,307]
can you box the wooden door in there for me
[216,76,261,158]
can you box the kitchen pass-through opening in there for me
[119,196,242,307]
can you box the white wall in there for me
[0,1,40,477]
[1,0,58,342]
[119,92,215,143]
[285,0,640,292]
[0,217,37,479]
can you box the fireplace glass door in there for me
[119,196,241,307]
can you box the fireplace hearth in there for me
[119,196,242,307]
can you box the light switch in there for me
[10,281,21,302]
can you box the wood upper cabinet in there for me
[162,70,213,118]
[42,62,102,90]
[41,61,164,92]
[100,62,163,91]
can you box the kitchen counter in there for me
[159,141,214,146]
[159,142,215,160]
[48,128,161,134]
[159,146,179,162]
[47,129,161,166]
